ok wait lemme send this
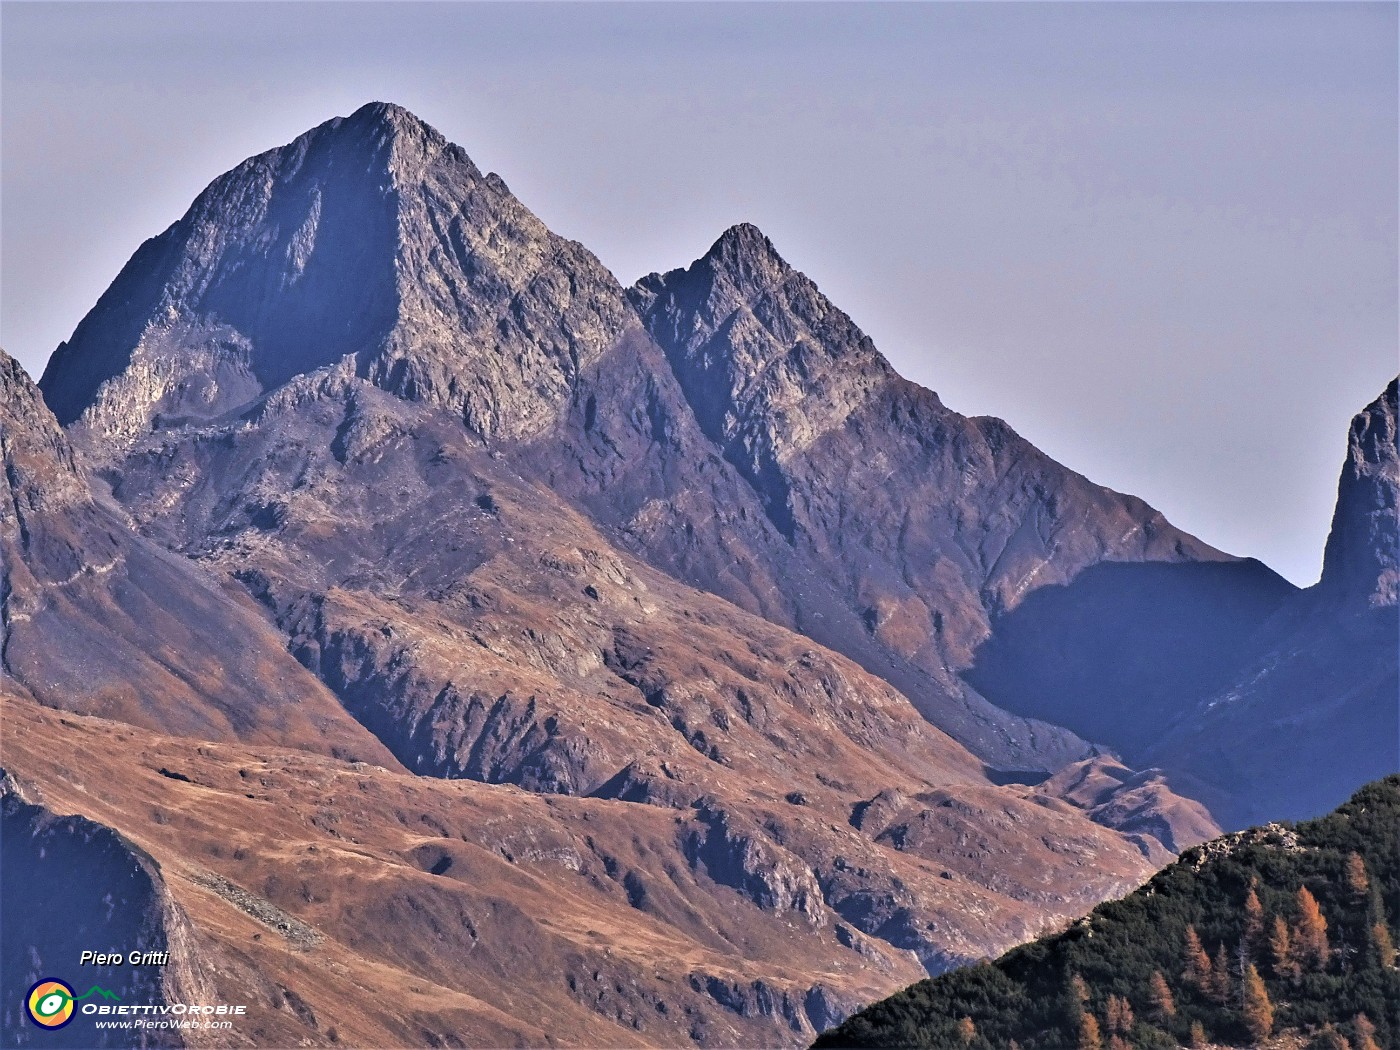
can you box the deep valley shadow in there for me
[964,559,1297,761]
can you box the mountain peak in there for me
[345,100,429,130]
[336,100,450,164]
[705,222,788,267]
[694,222,793,300]
[38,102,633,447]
[1320,376,1399,605]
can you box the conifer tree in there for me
[1354,1013,1381,1050]
[1370,921,1396,969]
[1078,1011,1102,1050]
[1241,963,1273,1042]
[1183,925,1213,993]
[1105,995,1133,1035]
[1189,1020,1208,1048]
[1347,852,1371,899]
[1070,973,1091,1005]
[1211,942,1232,1004]
[1272,914,1300,982]
[1244,885,1266,957]
[1309,1025,1353,1050]
[1106,1037,1130,1050]
[957,1016,976,1045]
[1148,970,1175,1022]
[1296,886,1331,971]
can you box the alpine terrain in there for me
[3,102,1393,1048]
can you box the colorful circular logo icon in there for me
[26,979,76,1029]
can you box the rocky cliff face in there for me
[1321,378,1399,607]
[39,103,634,450]
[37,107,1285,780]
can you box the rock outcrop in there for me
[1320,377,1399,607]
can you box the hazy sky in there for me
[2,2,1395,586]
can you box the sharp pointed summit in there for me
[701,222,792,287]
[1320,376,1399,605]
[38,101,634,450]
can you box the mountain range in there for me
[3,101,1394,1047]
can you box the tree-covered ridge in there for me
[815,776,1400,1050]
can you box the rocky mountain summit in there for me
[6,101,1393,1045]
[631,223,1296,775]
[40,102,634,449]
[1321,378,1399,607]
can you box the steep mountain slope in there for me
[40,103,1101,775]
[815,775,1400,1049]
[39,103,1290,787]
[631,224,1295,770]
[1145,379,1400,829]
[38,102,632,449]
[1321,378,1400,606]
[0,348,396,762]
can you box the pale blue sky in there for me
[2,2,1395,585]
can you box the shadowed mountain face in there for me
[964,560,1296,756]
[1,770,182,1049]
[1321,378,1399,606]
[14,101,1389,1043]
[1143,379,1400,829]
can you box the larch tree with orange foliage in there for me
[1347,852,1371,899]
[1070,973,1090,1005]
[1370,921,1397,969]
[1077,1011,1102,1050]
[1354,1013,1381,1050]
[1295,885,1331,971]
[1104,995,1133,1035]
[1148,971,1175,1022]
[1183,925,1213,993]
[956,1016,976,1045]
[1241,963,1273,1042]
[1271,914,1299,982]
[1243,885,1266,957]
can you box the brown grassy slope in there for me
[2,693,1185,1048]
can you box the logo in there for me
[26,980,75,1029]
[25,980,120,1030]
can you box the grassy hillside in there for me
[816,776,1400,1049]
